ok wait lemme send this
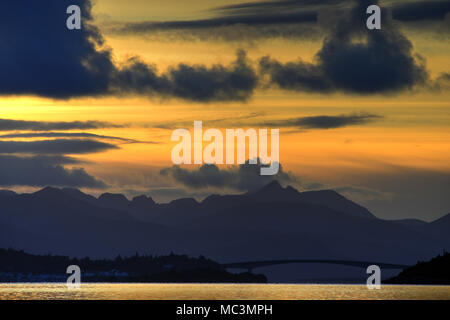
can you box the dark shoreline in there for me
[384,252,450,285]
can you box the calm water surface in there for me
[0,284,449,300]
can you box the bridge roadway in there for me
[221,259,410,272]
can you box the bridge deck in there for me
[222,259,410,270]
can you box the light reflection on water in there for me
[0,283,449,300]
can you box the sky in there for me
[0,0,449,221]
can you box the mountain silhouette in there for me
[0,181,448,281]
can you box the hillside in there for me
[385,252,450,284]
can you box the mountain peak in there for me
[62,187,98,205]
[132,195,156,206]
[99,193,129,202]
[33,186,64,197]
[98,193,130,211]
[256,180,284,194]
[248,180,302,203]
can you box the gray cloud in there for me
[261,113,382,129]
[0,119,122,132]
[0,139,118,155]
[0,155,106,188]
[160,161,296,192]
[0,132,144,144]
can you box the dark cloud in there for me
[108,1,328,41]
[111,0,449,42]
[18,155,82,165]
[259,57,332,92]
[217,0,450,23]
[110,22,321,43]
[260,0,430,94]
[160,161,296,192]
[0,119,122,131]
[117,12,317,31]
[261,113,382,129]
[3,0,443,101]
[0,139,118,155]
[110,0,347,41]
[0,155,106,188]
[391,1,450,22]
[214,0,344,14]
[0,132,142,143]
[0,1,257,102]
[113,50,258,102]
[0,0,114,99]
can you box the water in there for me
[0,283,449,300]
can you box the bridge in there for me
[221,259,410,272]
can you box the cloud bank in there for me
[0,155,106,188]
[1,0,444,101]
[260,0,429,94]
[161,161,296,192]
[0,0,257,102]
[112,50,258,102]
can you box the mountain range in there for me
[0,181,448,282]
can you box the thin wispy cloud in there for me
[0,139,118,155]
[0,132,155,144]
[260,113,383,129]
[0,119,123,131]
